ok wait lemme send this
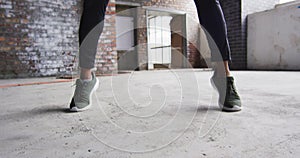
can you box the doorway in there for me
[116,5,138,71]
[147,9,187,70]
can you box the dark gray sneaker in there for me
[69,72,99,112]
[211,76,242,112]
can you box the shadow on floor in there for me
[30,106,72,114]
[197,106,220,112]
[0,105,76,122]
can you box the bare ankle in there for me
[213,61,231,77]
[80,68,92,80]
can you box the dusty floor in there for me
[0,70,299,158]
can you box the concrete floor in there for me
[0,70,299,158]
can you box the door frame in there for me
[115,3,140,71]
[145,7,187,70]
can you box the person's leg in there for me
[194,0,231,75]
[79,0,109,80]
[194,0,241,112]
[70,0,109,112]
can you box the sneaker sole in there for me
[221,104,242,112]
[70,78,100,112]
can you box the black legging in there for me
[194,0,231,62]
[78,0,231,69]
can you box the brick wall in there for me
[0,0,81,78]
[0,0,280,78]
[220,0,243,69]
[0,0,199,78]
[95,1,117,74]
[0,0,117,78]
